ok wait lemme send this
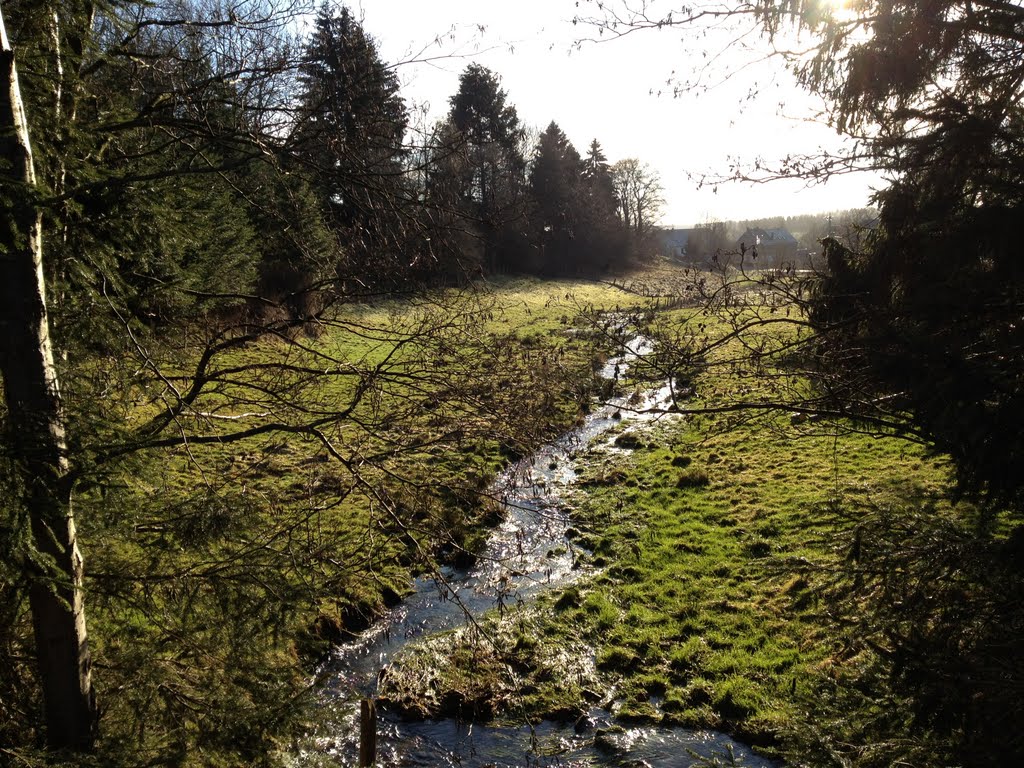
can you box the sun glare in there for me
[821,0,858,22]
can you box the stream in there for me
[292,336,780,767]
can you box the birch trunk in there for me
[0,7,96,750]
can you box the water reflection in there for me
[302,709,775,767]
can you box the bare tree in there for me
[611,158,664,255]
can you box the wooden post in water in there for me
[358,698,377,767]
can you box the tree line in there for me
[675,207,878,261]
[7,0,666,336]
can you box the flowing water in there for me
[293,336,780,767]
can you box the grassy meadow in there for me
[70,276,653,763]
[374,269,983,766]
[48,264,1000,766]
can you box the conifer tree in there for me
[581,139,629,271]
[529,122,584,274]
[295,3,409,286]
[582,141,617,217]
[416,117,487,278]
[448,64,528,272]
[0,0,317,752]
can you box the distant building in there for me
[660,228,692,259]
[734,227,799,267]
[659,227,727,266]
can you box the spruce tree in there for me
[448,64,528,273]
[529,122,584,275]
[295,4,409,286]
[581,139,629,271]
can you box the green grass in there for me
[69,274,658,765]
[508,409,956,751]
[62,265,1008,766]
[371,277,975,764]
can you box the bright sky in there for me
[354,0,884,226]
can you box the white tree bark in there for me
[0,5,96,750]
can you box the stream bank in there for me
[291,327,779,766]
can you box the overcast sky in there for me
[348,0,882,226]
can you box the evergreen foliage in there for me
[294,4,411,287]
[575,2,1024,764]
[0,0,884,762]
[415,118,489,279]
[786,0,1024,519]
[3,0,660,757]
[243,161,338,318]
[528,126,629,275]
[529,122,584,275]
[448,64,529,273]
[580,139,631,271]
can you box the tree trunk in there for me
[0,9,96,750]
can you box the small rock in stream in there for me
[594,725,626,752]
[574,713,597,733]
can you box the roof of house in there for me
[736,227,798,246]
